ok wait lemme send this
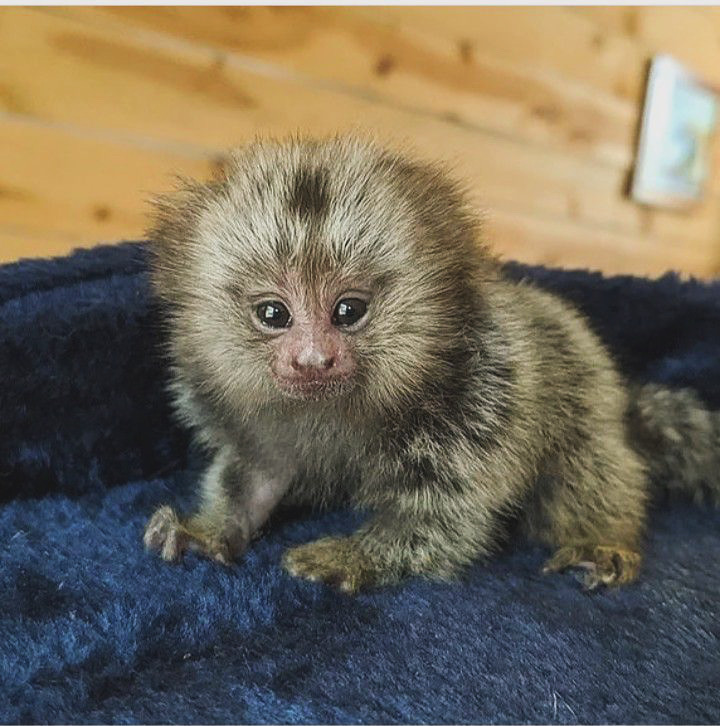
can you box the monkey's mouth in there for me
[274,376,351,401]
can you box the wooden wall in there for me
[2,6,720,277]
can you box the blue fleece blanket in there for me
[1,242,718,724]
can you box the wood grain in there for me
[573,7,720,84]
[0,117,212,261]
[76,6,638,167]
[1,6,719,276]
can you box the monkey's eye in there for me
[332,298,368,327]
[256,301,292,329]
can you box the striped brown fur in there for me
[143,135,720,591]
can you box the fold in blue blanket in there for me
[1,242,719,724]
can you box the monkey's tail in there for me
[628,383,720,505]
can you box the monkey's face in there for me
[152,136,487,416]
[250,279,370,401]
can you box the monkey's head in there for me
[150,135,494,418]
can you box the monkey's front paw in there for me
[283,537,377,594]
[543,544,642,589]
[143,505,233,565]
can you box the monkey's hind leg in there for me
[530,441,648,590]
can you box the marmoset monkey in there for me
[144,135,720,592]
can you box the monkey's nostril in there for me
[291,353,334,371]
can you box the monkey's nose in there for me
[291,350,335,371]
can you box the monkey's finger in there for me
[143,505,186,562]
[542,546,586,574]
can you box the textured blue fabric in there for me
[1,242,718,724]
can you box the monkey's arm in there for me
[283,481,505,592]
[144,445,291,564]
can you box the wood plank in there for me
[73,6,637,168]
[0,227,94,265]
[573,7,720,84]
[1,119,716,278]
[349,7,647,103]
[2,7,719,276]
[0,118,212,250]
[2,7,716,252]
[699,7,720,39]
[488,208,715,279]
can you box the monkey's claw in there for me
[283,536,376,594]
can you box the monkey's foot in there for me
[283,537,378,594]
[543,544,642,589]
[143,505,234,565]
